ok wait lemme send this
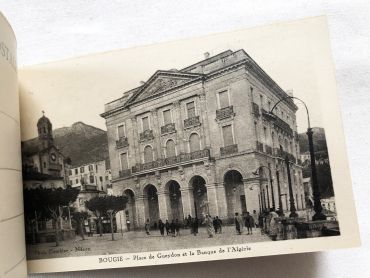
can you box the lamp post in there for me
[276,169,284,216]
[285,155,298,218]
[265,96,326,221]
[253,166,276,211]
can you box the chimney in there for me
[204,52,210,59]
[286,89,294,97]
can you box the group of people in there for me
[142,209,280,240]
[234,211,257,235]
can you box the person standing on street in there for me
[252,210,258,228]
[145,219,150,235]
[205,214,215,238]
[158,219,165,236]
[213,217,218,234]
[170,220,176,237]
[216,216,223,234]
[244,211,255,235]
[175,219,180,236]
[165,220,170,236]
[235,212,243,235]
[192,217,199,236]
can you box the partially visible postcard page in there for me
[19,16,359,274]
[0,12,27,278]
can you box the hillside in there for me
[298,127,327,153]
[22,122,109,167]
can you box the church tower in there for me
[37,111,53,151]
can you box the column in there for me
[199,92,211,148]
[216,183,228,219]
[130,116,141,164]
[115,210,126,232]
[206,183,219,217]
[173,100,186,153]
[157,191,169,221]
[243,178,260,213]
[151,109,162,159]
[180,187,195,217]
[135,195,146,228]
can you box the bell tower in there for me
[37,111,53,150]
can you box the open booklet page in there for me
[18,16,359,274]
[0,12,27,278]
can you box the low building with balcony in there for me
[101,49,306,230]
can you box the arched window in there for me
[144,145,154,163]
[166,140,176,158]
[189,133,200,152]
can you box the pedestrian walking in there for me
[145,219,150,235]
[205,214,215,238]
[158,219,165,236]
[235,212,243,235]
[244,211,255,235]
[165,220,170,235]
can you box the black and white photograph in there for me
[18,17,344,262]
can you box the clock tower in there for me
[37,111,54,151]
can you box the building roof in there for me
[101,49,297,119]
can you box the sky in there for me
[19,17,330,140]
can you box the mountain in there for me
[23,122,109,168]
[298,127,327,153]
[298,127,333,198]
[53,122,109,167]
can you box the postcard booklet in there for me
[0,12,360,277]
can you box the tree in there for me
[24,186,79,246]
[85,195,128,240]
[85,196,106,236]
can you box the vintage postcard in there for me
[14,16,359,273]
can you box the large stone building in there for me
[101,50,306,230]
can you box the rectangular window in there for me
[163,109,172,125]
[75,178,78,184]
[218,90,229,108]
[68,170,72,176]
[80,167,84,173]
[89,175,94,184]
[142,116,150,131]
[88,165,93,171]
[117,124,125,138]
[222,125,234,146]
[75,169,78,174]
[120,153,129,170]
[186,101,196,118]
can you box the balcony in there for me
[220,144,238,156]
[161,123,176,135]
[256,141,264,152]
[273,147,297,163]
[265,145,273,155]
[116,137,129,149]
[119,169,132,178]
[273,117,293,137]
[132,149,210,174]
[216,106,235,120]
[139,129,154,142]
[252,102,260,118]
[184,116,201,129]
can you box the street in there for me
[27,226,271,260]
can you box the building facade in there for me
[101,50,306,230]
[68,160,112,193]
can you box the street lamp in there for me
[252,166,275,211]
[265,96,326,221]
